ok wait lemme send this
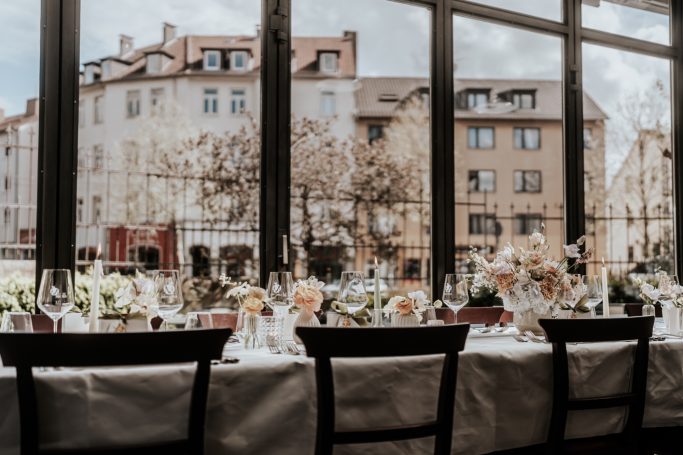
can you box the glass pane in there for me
[462,0,561,22]
[454,15,564,271]
[583,43,673,299]
[582,0,670,45]
[78,1,261,313]
[0,0,39,313]
[292,0,431,299]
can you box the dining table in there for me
[0,330,682,454]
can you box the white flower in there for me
[498,244,515,260]
[529,232,545,248]
[563,243,581,258]
[640,283,661,303]
[576,235,586,246]
[407,290,428,304]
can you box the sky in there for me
[0,0,672,180]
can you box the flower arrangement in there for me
[293,276,324,315]
[469,226,593,315]
[225,282,267,314]
[635,274,683,308]
[113,271,157,317]
[384,290,429,321]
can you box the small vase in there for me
[391,313,420,327]
[663,306,683,334]
[292,310,320,343]
[513,309,551,335]
[243,313,261,349]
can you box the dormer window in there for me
[84,64,100,85]
[319,52,338,74]
[231,51,248,71]
[204,50,221,71]
[147,54,162,74]
[502,90,536,109]
[456,89,490,110]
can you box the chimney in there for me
[343,30,357,76]
[255,24,261,38]
[119,34,134,56]
[25,98,38,117]
[0,107,4,123]
[163,22,177,44]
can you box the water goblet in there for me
[0,312,33,333]
[37,269,75,333]
[337,271,368,326]
[151,270,184,331]
[442,274,469,323]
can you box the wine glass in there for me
[151,270,184,331]
[442,274,469,323]
[337,271,368,326]
[584,275,603,317]
[1,312,33,333]
[266,272,294,318]
[37,269,75,333]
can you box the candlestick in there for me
[373,257,383,327]
[601,257,610,318]
[89,244,103,332]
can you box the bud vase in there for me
[293,310,320,343]
[391,313,419,327]
[243,313,261,349]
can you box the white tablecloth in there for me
[1,335,682,454]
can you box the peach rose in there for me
[248,287,266,301]
[394,298,414,315]
[242,296,264,315]
[294,285,323,313]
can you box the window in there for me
[583,127,592,149]
[510,90,535,109]
[467,127,494,149]
[92,195,102,224]
[320,91,336,116]
[203,88,219,114]
[77,198,83,223]
[514,170,542,193]
[368,125,383,144]
[150,87,165,111]
[513,127,540,149]
[93,145,104,170]
[203,50,221,70]
[468,170,496,193]
[84,64,98,84]
[230,89,246,114]
[456,89,490,109]
[231,51,248,71]
[319,52,338,73]
[403,258,421,279]
[147,53,162,73]
[469,214,496,235]
[94,95,104,124]
[514,214,543,235]
[78,100,85,127]
[126,90,140,118]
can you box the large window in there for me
[469,170,496,193]
[467,127,494,149]
[513,127,541,150]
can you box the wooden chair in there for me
[436,306,504,325]
[538,316,654,454]
[296,325,470,455]
[624,303,662,317]
[0,329,232,455]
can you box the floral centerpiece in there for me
[469,226,592,333]
[225,281,267,349]
[635,274,683,333]
[384,290,429,327]
[292,276,324,340]
[105,271,157,332]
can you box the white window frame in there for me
[204,50,221,71]
[319,52,338,74]
[231,89,247,114]
[151,87,165,112]
[147,53,162,74]
[126,90,141,118]
[94,95,104,124]
[320,91,336,117]
[203,88,219,114]
[231,51,248,71]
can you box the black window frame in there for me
[467,126,495,149]
[468,169,496,193]
[514,170,542,193]
[469,213,497,235]
[514,213,543,235]
[33,0,683,301]
[513,126,541,150]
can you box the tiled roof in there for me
[354,77,607,120]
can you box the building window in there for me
[92,195,102,224]
[583,127,593,149]
[94,95,104,124]
[513,127,540,149]
[203,88,219,114]
[469,214,497,235]
[3,207,10,224]
[508,90,536,109]
[84,64,98,84]
[468,170,496,193]
[77,198,83,223]
[4,176,10,190]
[368,124,384,144]
[147,53,162,73]
[93,145,104,170]
[231,51,248,71]
[514,170,542,193]
[230,89,246,114]
[403,258,421,279]
[126,90,141,118]
[456,89,490,109]
[151,87,165,112]
[203,50,221,71]
[78,100,85,128]
[467,127,494,149]
[514,214,543,235]
[319,52,338,73]
[320,91,336,116]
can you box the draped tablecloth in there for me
[1,335,682,454]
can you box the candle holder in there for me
[372,308,384,327]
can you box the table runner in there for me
[1,336,682,454]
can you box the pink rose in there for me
[294,285,323,313]
[242,296,264,315]
[394,299,414,315]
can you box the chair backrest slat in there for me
[0,329,232,455]
[297,325,469,455]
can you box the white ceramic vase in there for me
[391,313,420,327]
[292,310,320,343]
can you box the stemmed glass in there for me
[337,271,368,326]
[37,269,75,333]
[151,270,184,331]
[266,272,295,318]
[584,275,603,317]
[1,312,33,333]
[442,274,469,323]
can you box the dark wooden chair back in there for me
[539,317,653,453]
[198,313,238,330]
[296,325,469,455]
[436,307,504,325]
[0,329,232,455]
[30,314,62,333]
[624,303,662,317]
